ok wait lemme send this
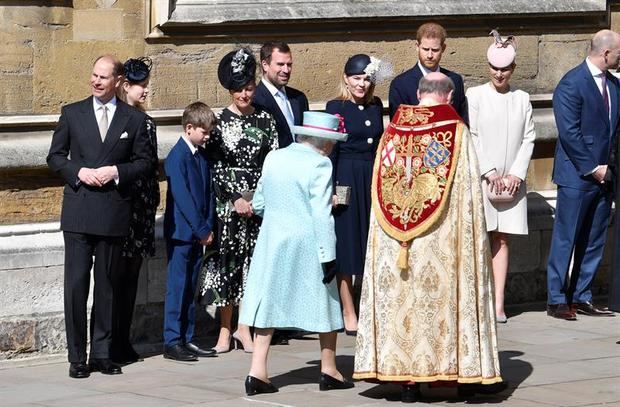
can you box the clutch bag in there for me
[335,185,352,206]
[487,180,515,203]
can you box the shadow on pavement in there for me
[269,354,354,389]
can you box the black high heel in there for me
[245,375,278,396]
[319,373,354,391]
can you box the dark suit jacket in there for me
[388,64,468,124]
[163,138,215,243]
[47,96,151,236]
[253,81,309,148]
[552,61,619,191]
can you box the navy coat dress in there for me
[326,97,384,276]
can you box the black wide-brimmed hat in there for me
[124,57,152,83]
[344,54,372,76]
[217,48,256,91]
[344,54,392,83]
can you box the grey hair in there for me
[296,134,335,149]
[418,75,455,97]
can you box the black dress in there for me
[200,108,279,306]
[326,97,384,276]
[122,116,160,258]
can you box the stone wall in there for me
[0,0,618,360]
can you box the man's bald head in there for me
[417,72,455,105]
[589,30,620,71]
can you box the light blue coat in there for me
[238,142,344,332]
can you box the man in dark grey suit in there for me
[47,55,151,378]
[253,41,309,148]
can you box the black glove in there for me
[321,260,337,284]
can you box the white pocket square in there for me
[120,132,129,139]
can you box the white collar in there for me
[262,78,287,98]
[585,57,605,77]
[417,61,440,76]
[181,135,199,155]
[93,95,117,110]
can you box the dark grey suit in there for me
[47,96,151,363]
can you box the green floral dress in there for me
[200,107,278,306]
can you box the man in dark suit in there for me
[388,22,468,123]
[47,55,152,378]
[253,41,309,148]
[547,30,620,320]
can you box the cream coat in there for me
[466,83,536,234]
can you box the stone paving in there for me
[1,305,620,406]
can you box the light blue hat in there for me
[293,111,348,142]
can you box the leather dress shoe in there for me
[245,375,279,396]
[185,342,217,357]
[401,383,421,403]
[69,362,90,379]
[571,301,615,317]
[163,344,198,362]
[112,346,142,365]
[458,381,509,398]
[318,372,355,391]
[88,358,122,375]
[547,303,577,320]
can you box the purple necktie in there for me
[602,73,609,114]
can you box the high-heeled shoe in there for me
[319,372,354,391]
[245,375,278,396]
[232,331,254,353]
[212,337,233,354]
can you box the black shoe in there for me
[88,358,122,375]
[345,330,358,337]
[270,332,290,345]
[571,301,616,317]
[69,362,90,379]
[112,346,142,365]
[401,383,420,403]
[185,342,217,358]
[318,373,355,391]
[245,375,279,396]
[163,344,198,362]
[458,381,509,398]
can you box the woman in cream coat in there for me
[466,34,535,323]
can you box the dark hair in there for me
[260,41,291,64]
[182,102,217,130]
[94,54,124,76]
[124,57,152,83]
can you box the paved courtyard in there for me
[1,304,620,406]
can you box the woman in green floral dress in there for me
[200,49,278,354]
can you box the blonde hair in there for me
[335,73,376,105]
[117,79,146,112]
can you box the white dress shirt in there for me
[93,95,118,125]
[262,78,295,135]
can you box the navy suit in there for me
[547,60,619,305]
[47,96,151,363]
[253,80,309,148]
[163,137,215,347]
[388,64,468,124]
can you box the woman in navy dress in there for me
[326,54,384,334]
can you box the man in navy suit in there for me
[47,55,152,378]
[547,29,620,320]
[253,41,309,148]
[162,102,218,361]
[388,22,468,123]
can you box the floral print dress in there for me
[200,107,278,307]
[122,116,160,258]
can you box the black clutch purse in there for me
[321,260,337,284]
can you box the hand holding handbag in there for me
[487,177,516,203]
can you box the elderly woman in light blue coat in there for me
[239,112,354,396]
